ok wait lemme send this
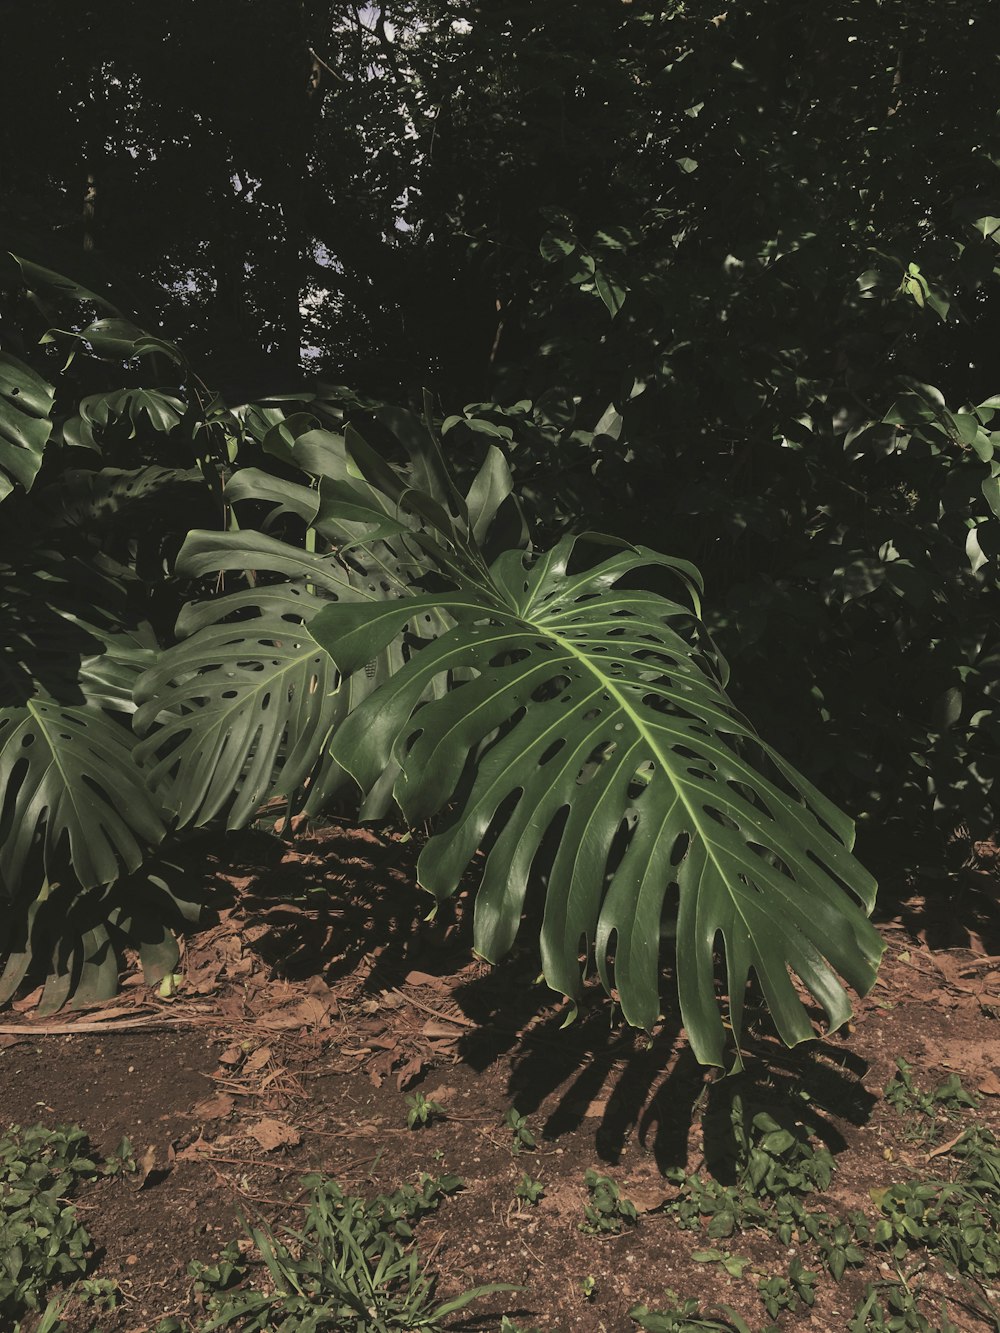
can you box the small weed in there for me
[0,1123,100,1323]
[499,1319,542,1333]
[756,1273,794,1319]
[101,1135,137,1178]
[865,1126,1000,1283]
[756,1257,817,1318]
[848,1280,960,1333]
[77,1276,120,1311]
[884,1058,979,1142]
[504,1106,537,1153]
[579,1168,638,1235]
[406,1091,445,1130]
[729,1097,835,1199]
[580,1275,596,1300]
[515,1172,544,1206]
[629,1293,762,1331]
[691,1248,751,1278]
[161,1171,515,1331]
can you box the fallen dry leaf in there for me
[191,1094,235,1121]
[978,1070,1000,1096]
[395,1055,426,1091]
[248,1118,302,1152]
[242,1045,273,1074]
[293,995,330,1027]
[928,1129,969,1161]
[11,987,43,1013]
[135,1144,172,1190]
[422,1084,455,1105]
[421,1020,462,1040]
[174,1136,213,1164]
[258,1011,307,1031]
[622,1182,671,1213]
[405,969,445,988]
[218,1043,244,1067]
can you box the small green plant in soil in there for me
[579,1274,597,1300]
[0,1124,97,1323]
[405,1091,445,1130]
[0,1122,134,1331]
[755,1256,818,1319]
[884,1058,979,1143]
[848,1279,961,1333]
[728,1096,835,1198]
[504,1106,537,1153]
[629,1293,764,1332]
[579,1168,638,1235]
[691,1249,751,1278]
[101,1134,138,1177]
[515,1172,544,1206]
[77,1276,120,1311]
[154,1172,514,1332]
[870,1125,1000,1279]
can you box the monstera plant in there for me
[0,253,882,1063]
[306,425,884,1068]
[132,405,883,1067]
[0,255,215,1009]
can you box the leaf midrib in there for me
[26,700,98,838]
[528,614,760,945]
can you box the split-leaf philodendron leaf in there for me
[311,533,883,1067]
[0,353,56,503]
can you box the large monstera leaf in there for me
[132,523,416,826]
[311,535,883,1067]
[0,697,166,890]
[132,419,511,829]
[134,580,349,828]
[0,554,167,894]
[0,353,55,502]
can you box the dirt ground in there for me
[1,821,999,1333]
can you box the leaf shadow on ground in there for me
[448,954,876,1176]
[215,822,880,1179]
[208,823,442,987]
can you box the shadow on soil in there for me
[221,821,890,1179]
[448,954,876,1175]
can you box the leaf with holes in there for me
[0,699,166,890]
[311,534,882,1067]
[0,353,55,503]
[133,581,350,829]
[64,388,186,448]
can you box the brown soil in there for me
[2,821,999,1333]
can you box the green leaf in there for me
[971,215,1000,242]
[76,319,184,364]
[312,534,882,1066]
[65,388,186,447]
[132,515,437,826]
[0,353,55,502]
[133,584,348,829]
[0,699,165,889]
[539,230,578,262]
[4,252,119,311]
[595,269,628,318]
[464,445,515,544]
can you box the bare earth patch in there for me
[1,821,999,1332]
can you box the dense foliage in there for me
[1,1,998,1058]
